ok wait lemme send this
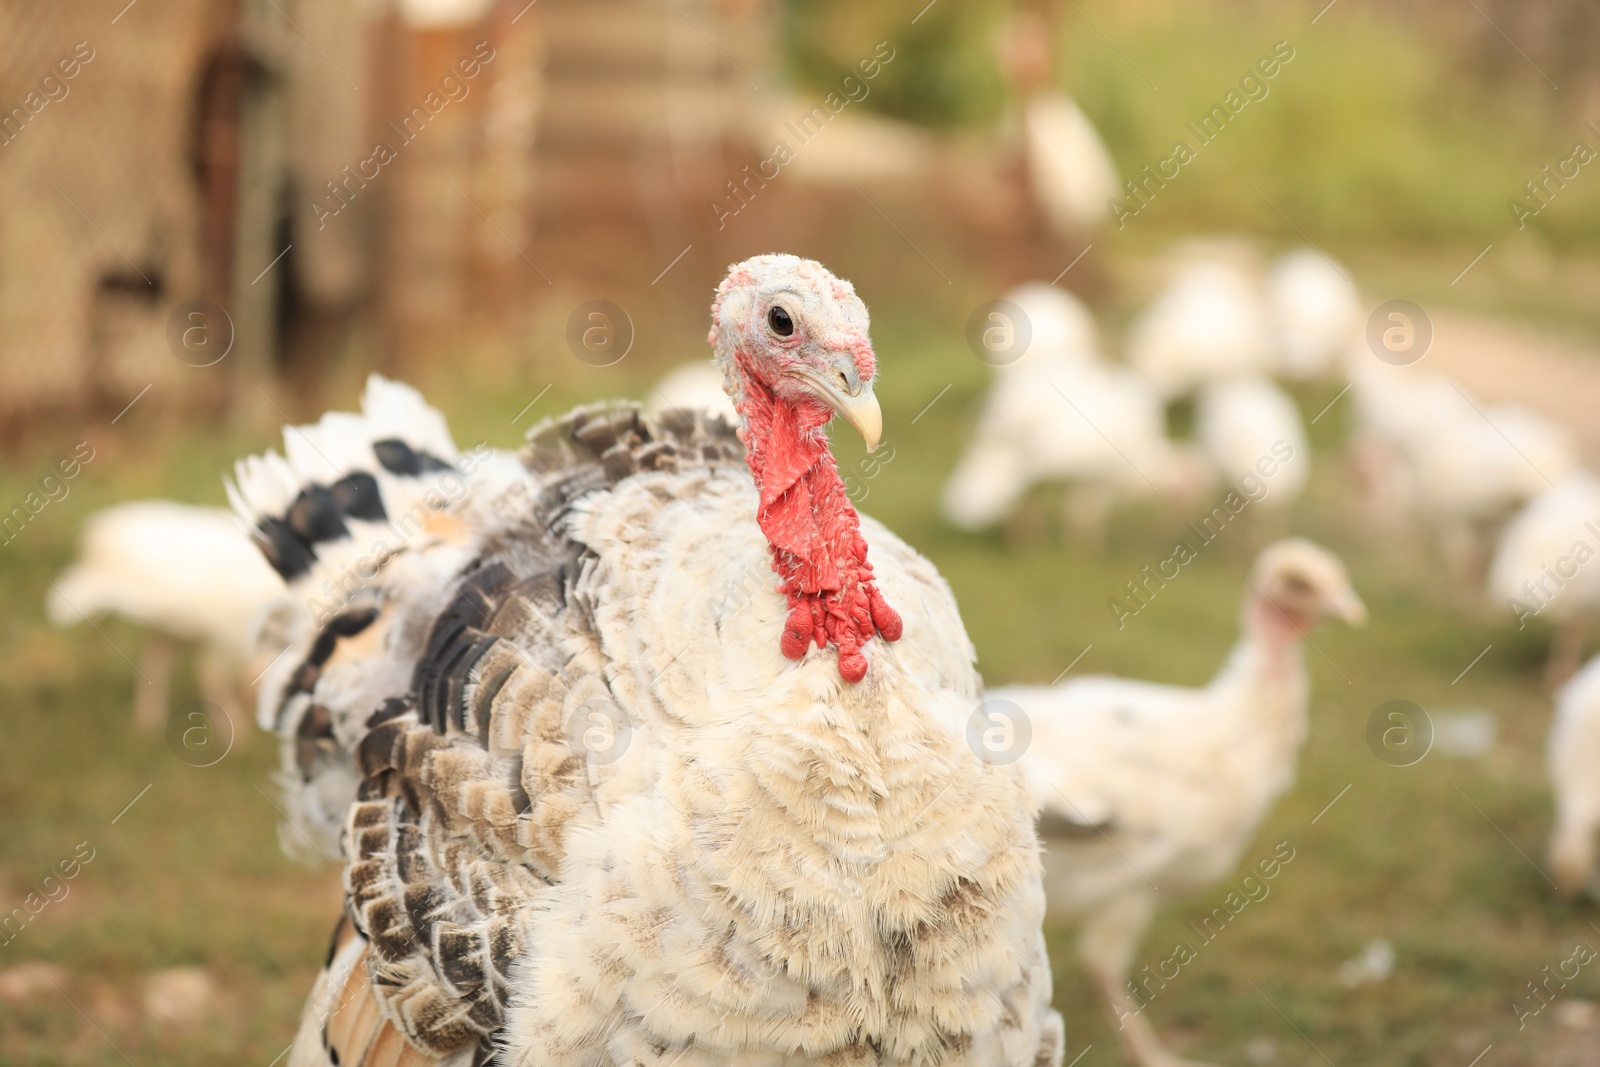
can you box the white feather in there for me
[48,501,285,661]
[1127,259,1274,399]
[1488,474,1600,624]
[1196,375,1309,511]
[1550,655,1600,895]
[1024,92,1121,234]
[943,339,1204,532]
[1266,249,1361,380]
[1001,282,1101,364]
[1350,364,1579,557]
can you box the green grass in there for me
[1,288,1596,1065]
[786,0,1600,254]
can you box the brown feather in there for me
[280,404,748,1060]
[320,941,453,1067]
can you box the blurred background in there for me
[3,0,1600,1063]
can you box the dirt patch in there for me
[1425,311,1600,466]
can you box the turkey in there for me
[47,501,285,734]
[1126,258,1274,400]
[396,0,494,26]
[1549,652,1600,897]
[1264,249,1360,380]
[232,255,1064,1066]
[1487,474,1600,686]
[1406,402,1576,569]
[1349,363,1579,575]
[994,7,1119,236]
[1346,364,1463,535]
[1022,92,1121,236]
[942,284,1208,543]
[997,281,1102,363]
[1194,375,1309,533]
[993,540,1365,1067]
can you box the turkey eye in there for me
[767,306,794,337]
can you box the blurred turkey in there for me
[1194,375,1309,532]
[942,284,1208,543]
[395,0,494,27]
[1023,92,1120,234]
[1349,363,1578,576]
[994,540,1364,1067]
[1265,249,1361,380]
[48,501,285,734]
[1487,474,1600,686]
[1549,653,1600,898]
[644,359,737,425]
[996,6,1119,236]
[1005,279,1102,358]
[1346,364,1460,532]
[235,256,1063,1065]
[1127,256,1274,399]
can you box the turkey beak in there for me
[793,357,884,453]
[1327,587,1368,627]
[834,382,883,453]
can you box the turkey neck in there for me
[1207,593,1312,762]
[731,352,902,682]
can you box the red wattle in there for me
[869,588,903,642]
[736,356,901,682]
[781,606,813,659]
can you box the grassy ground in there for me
[2,268,1598,1066]
[792,0,1600,253]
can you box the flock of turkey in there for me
[44,250,1600,1065]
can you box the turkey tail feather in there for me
[228,376,479,594]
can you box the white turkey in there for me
[942,285,1207,542]
[47,501,285,734]
[1549,652,1600,897]
[1487,474,1600,686]
[994,7,1119,236]
[993,540,1365,1067]
[396,0,494,27]
[1000,281,1102,362]
[1264,249,1361,380]
[1126,258,1274,400]
[1348,362,1579,575]
[1407,403,1576,560]
[1346,363,1461,534]
[1022,92,1121,235]
[1194,375,1309,532]
[231,255,1064,1065]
